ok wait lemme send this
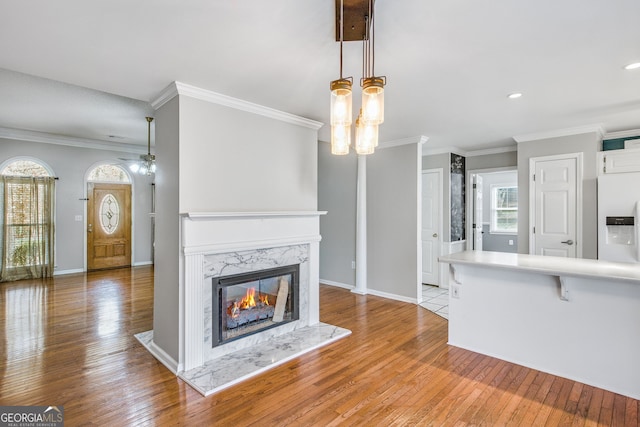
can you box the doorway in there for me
[87,182,132,270]
[529,153,582,258]
[467,168,518,253]
[421,169,442,286]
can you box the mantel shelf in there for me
[182,211,327,220]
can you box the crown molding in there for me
[603,128,640,140]
[422,146,466,156]
[151,81,324,131]
[513,124,606,144]
[465,145,517,157]
[378,135,429,150]
[0,126,147,154]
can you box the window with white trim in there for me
[490,185,518,233]
[0,159,56,281]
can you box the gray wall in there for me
[153,96,180,362]
[516,132,599,258]
[467,150,517,170]
[482,224,517,253]
[153,91,319,364]
[423,153,451,241]
[317,142,357,286]
[368,143,421,299]
[0,137,154,273]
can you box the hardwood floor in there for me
[1,266,638,426]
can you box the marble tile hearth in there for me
[136,323,351,396]
[138,212,350,396]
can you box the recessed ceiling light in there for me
[624,62,640,70]
[507,93,522,99]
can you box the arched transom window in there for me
[1,159,51,177]
[87,164,130,183]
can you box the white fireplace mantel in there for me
[180,211,326,372]
[183,211,328,219]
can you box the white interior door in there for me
[530,154,581,257]
[422,170,441,285]
[473,174,483,251]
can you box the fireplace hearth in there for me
[212,264,299,347]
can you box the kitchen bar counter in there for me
[439,250,640,283]
[438,250,640,400]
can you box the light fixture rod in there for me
[339,0,344,79]
[370,0,375,76]
[146,116,153,155]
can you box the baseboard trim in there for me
[367,288,418,305]
[133,261,154,267]
[319,279,354,290]
[53,268,84,276]
[147,341,181,375]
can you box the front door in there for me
[422,170,441,285]
[87,183,132,270]
[530,154,581,257]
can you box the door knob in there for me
[88,223,93,233]
[432,233,438,238]
[561,239,574,245]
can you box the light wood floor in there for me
[1,266,638,426]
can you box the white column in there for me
[353,154,368,294]
[183,252,204,371]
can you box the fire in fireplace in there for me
[212,264,299,347]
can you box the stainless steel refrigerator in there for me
[597,172,640,262]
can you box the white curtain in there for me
[0,176,55,281]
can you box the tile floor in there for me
[419,284,449,320]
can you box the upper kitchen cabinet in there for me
[598,147,640,175]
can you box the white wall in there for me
[178,97,318,212]
[516,131,599,258]
[367,143,421,300]
[0,137,154,273]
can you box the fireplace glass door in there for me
[213,264,299,347]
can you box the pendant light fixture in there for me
[361,0,385,126]
[330,0,353,155]
[130,117,156,176]
[329,0,386,156]
[355,109,377,155]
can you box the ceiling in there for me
[1,0,639,153]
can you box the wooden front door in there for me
[87,183,132,270]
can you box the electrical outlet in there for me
[351,261,356,269]
[508,239,514,246]
[452,284,460,299]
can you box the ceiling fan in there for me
[119,117,155,175]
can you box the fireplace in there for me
[212,264,300,347]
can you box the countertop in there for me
[439,251,640,283]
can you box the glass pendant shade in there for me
[331,124,351,155]
[355,115,377,155]
[330,79,353,126]
[361,77,385,125]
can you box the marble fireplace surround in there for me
[181,211,328,373]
